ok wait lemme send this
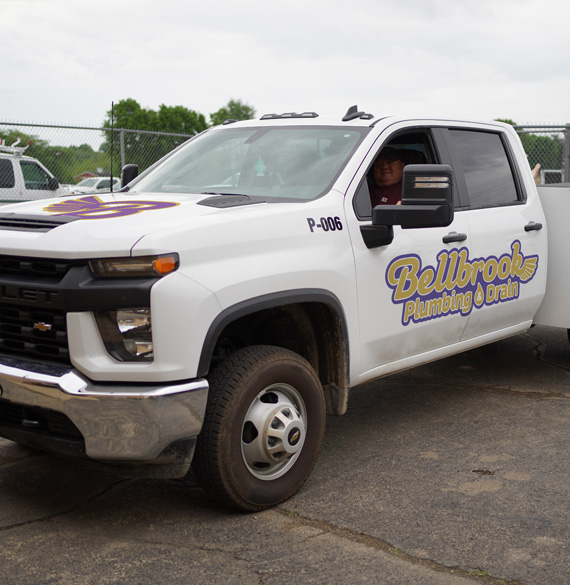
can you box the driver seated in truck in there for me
[370,147,405,207]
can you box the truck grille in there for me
[0,256,73,279]
[0,254,155,365]
[0,305,69,361]
[0,255,81,364]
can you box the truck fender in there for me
[197,289,350,414]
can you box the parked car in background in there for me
[67,176,121,194]
[0,139,70,202]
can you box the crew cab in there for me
[0,108,563,511]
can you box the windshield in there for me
[76,178,99,187]
[131,126,368,201]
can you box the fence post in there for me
[564,125,570,183]
[120,129,126,171]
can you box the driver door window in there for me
[353,131,437,220]
[20,161,51,191]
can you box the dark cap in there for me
[377,147,403,161]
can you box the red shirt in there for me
[370,182,401,207]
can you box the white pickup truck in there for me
[0,140,69,202]
[0,108,565,510]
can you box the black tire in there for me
[193,345,326,511]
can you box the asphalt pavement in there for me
[1,325,570,585]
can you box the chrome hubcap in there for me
[241,383,307,480]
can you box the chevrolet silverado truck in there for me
[0,107,564,511]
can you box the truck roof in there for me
[0,151,38,162]
[220,107,513,131]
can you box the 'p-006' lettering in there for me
[307,217,343,233]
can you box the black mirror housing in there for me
[360,224,394,249]
[373,164,454,229]
[121,164,139,188]
[401,164,454,206]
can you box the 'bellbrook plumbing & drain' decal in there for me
[385,241,539,326]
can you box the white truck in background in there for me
[0,139,69,202]
[0,107,566,511]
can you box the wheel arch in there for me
[198,289,350,415]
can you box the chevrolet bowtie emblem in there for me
[33,322,53,332]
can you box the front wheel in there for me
[193,345,326,511]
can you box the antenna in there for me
[110,101,114,192]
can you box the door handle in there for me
[524,221,543,232]
[442,232,468,244]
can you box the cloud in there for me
[1,0,570,127]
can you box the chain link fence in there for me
[0,122,195,188]
[1,120,569,189]
[513,123,570,184]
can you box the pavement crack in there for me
[276,509,521,585]
[0,478,132,534]
[0,516,52,534]
[525,330,570,373]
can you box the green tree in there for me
[62,144,110,184]
[156,104,207,134]
[209,99,256,126]
[104,98,153,131]
[495,118,516,126]
[101,99,207,174]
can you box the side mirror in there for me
[373,164,454,229]
[121,164,139,188]
[48,176,60,190]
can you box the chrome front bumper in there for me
[0,357,209,470]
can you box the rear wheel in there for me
[193,345,325,511]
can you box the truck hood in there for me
[0,191,269,258]
[0,191,329,259]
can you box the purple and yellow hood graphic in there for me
[43,195,180,220]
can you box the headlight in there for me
[89,254,179,278]
[94,308,153,362]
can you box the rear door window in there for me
[447,130,521,208]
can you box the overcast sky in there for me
[2,0,570,129]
